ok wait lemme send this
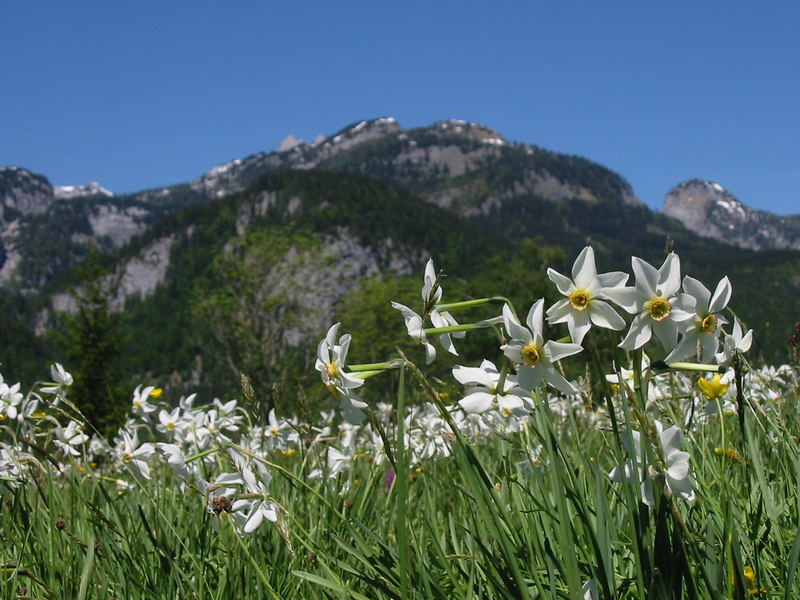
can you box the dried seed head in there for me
[211,496,233,515]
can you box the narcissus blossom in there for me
[546,246,628,345]
[666,275,731,362]
[609,421,695,507]
[501,301,583,394]
[452,360,531,414]
[604,253,696,352]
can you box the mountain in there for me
[1,118,798,396]
[0,117,645,290]
[663,179,800,251]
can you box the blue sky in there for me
[2,2,798,214]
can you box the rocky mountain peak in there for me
[662,179,800,250]
[0,166,55,221]
[431,120,506,145]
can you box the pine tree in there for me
[56,248,127,435]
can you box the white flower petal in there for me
[682,276,711,312]
[619,314,652,350]
[547,268,574,296]
[708,276,732,314]
[631,256,658,298]
[657,253,681,297]
[546,298,572,323]
[602,286,639,314]
[458,391,495,413]
[545,340,583,363]
[588,300,626,330]
[502,304,532,343]
[572,246,598,288]
[525,300,546,339]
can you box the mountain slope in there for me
[663,179,800,251]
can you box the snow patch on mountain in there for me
[53,182,114,199]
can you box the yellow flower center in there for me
[520,343,542,367]
[166,422,175,431]
[122,452,133,464]
[700,313,718,333]
[646,296,672,321]
[324,362,338,380]
[698,374,729,400]
[568,289,591,311]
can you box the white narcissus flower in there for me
[666,275,731,362]
[716,318,753,367]
[452,359,532,414]
[40,363,73,395]
[235,466,278,534]
[605,354,662,407]
[604,253,696,352]
[156,442,192,481]
[116,430,155,480]
[391,302,437,363]
[392,258,464,364]
[609,421,695,507]
[0,376,23,420]
[53,420,89,457]
[315,323,368,423]
[546,246,628,345]
[156,406,185,438]
[131,385,159,418]
[315,323,365,395]
[501,301,583,394]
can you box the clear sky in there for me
[2,2,798,215]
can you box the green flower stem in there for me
[395,363,411,600]
[435,298,493,311]
[496,360,510,396]
[436,295,514,312]
[422,322,491,336]
[350,370,387,381]
[664,362,725,373]
[184,447,222,464]
[347,360,402,372]
[230,519,282,600]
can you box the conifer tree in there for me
[55,247,127,435]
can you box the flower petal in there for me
[545,340,583,363]
[656,253,681,297]
[547,268,574,296]
[458,391,495,413]
[631,256,658,298]
[682,276,711,312]
[503,304,532,343]
[588,300,626,330]
[708,276,732,314]
[572,246,598,288]
[619,314,652,350]
[602,286,639,314]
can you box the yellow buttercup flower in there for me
[698,374,729,400]
[743,565,764,595]
[149,387,163,399]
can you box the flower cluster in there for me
[314,248,762,509]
